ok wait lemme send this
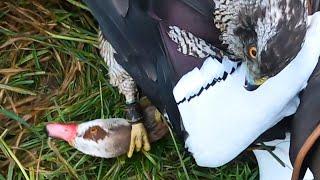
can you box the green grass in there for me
[0,0,258,179]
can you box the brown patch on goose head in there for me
[83,126,109,142]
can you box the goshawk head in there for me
[214,0,308,90]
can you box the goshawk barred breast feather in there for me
[213,0,308,90]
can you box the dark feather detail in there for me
[112,0,129,17]
[79,0,183,139]
[180,0,214,17]
[83,0,225,140]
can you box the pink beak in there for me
[46,123,77,144]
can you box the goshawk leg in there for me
[98,31,151,157]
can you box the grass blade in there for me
[0,136,30,180]
[0,84,36,96]
[0,108,31,128]
[65,0,90,11]
[167,123,190,180]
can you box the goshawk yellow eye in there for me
[248,46,257,59]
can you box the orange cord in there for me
[291,123,320,180]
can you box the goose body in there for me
[47,119,131,158]
[176,13,320,168]
[46,105,168,158]
[183,13,320,179]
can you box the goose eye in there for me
[248,46,257,59]
[90,127,98,134]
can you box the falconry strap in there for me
[125,102,143,124]
[292,124,320,180]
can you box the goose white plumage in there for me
[173,12,320,171]
[253,134,314,180]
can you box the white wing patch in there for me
[173,56,240,104]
